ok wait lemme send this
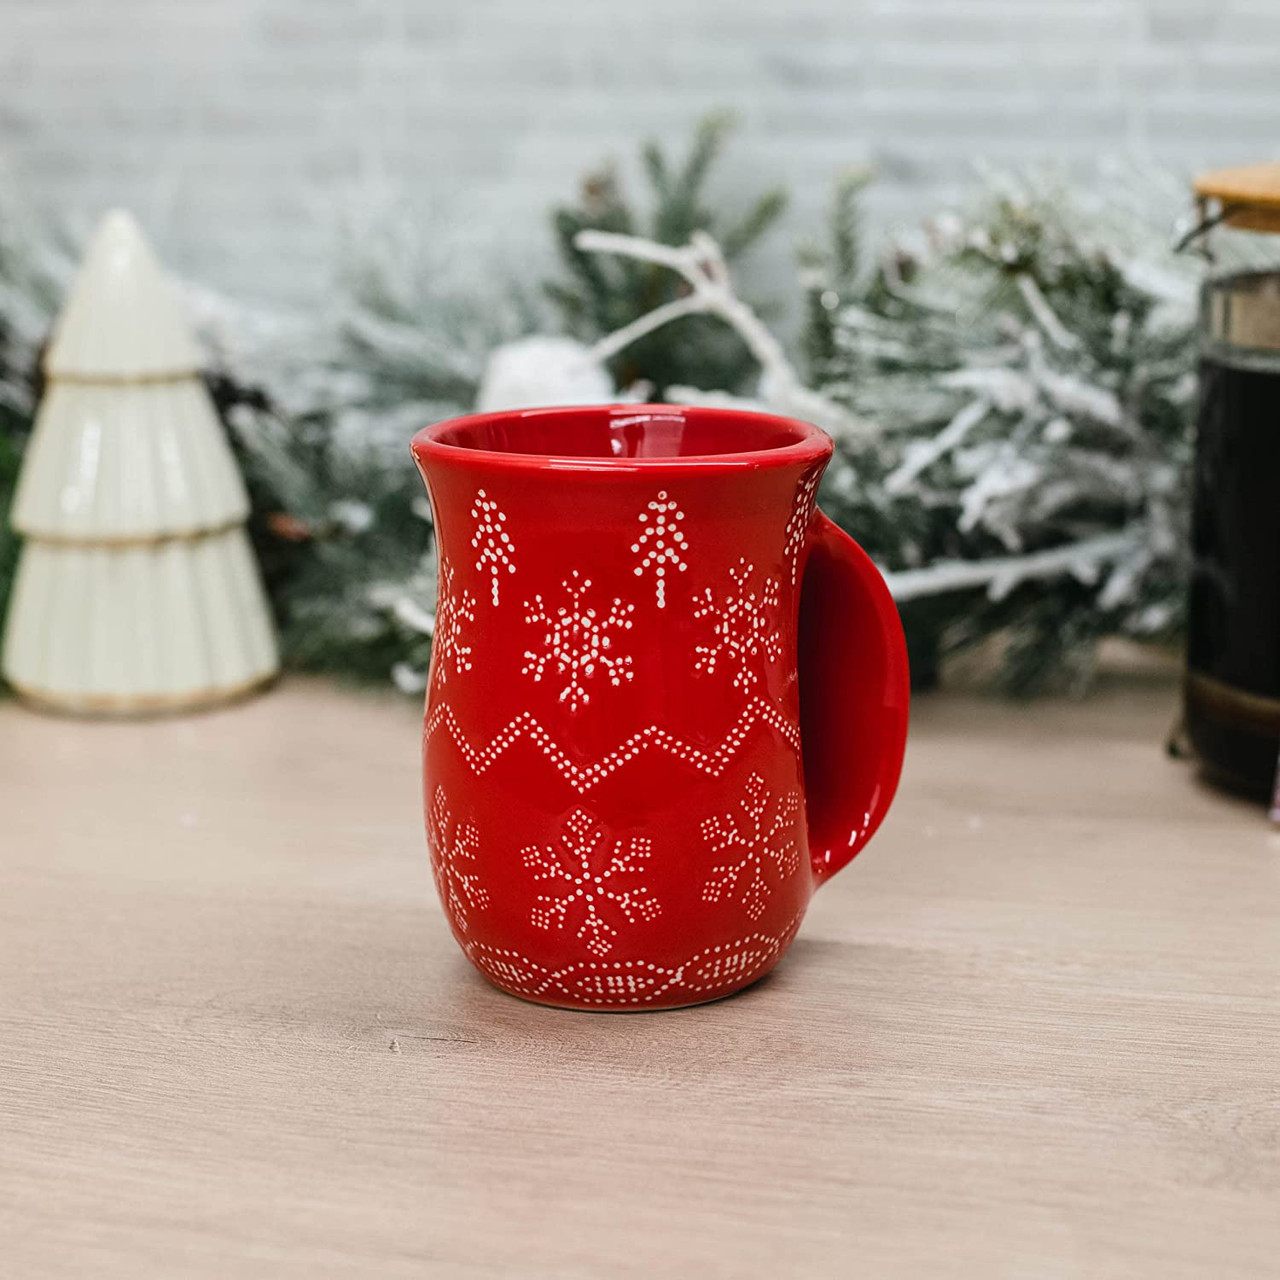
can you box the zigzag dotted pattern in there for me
[425,696,802,795]
[463,913,804,1006]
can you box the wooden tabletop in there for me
[2,674,1277,1278]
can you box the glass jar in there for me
[1184,165,1280,800]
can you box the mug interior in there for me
[421,405,828,465]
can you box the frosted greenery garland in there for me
[818,171,1198,691]
[0,162,1201,696]
[571,171,1199,692]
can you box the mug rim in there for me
[411,403,832,473]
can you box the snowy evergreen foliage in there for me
[0,135,1199,696]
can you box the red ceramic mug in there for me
[411,405,909,1010]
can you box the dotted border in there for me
[463,913,804,1006]
[425,696,802,796]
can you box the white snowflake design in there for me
[432,557,476,684]
[692,558,782,693]
[784,468,822,586]
[701,773,801,920]
[631,489,688,608]
[427,786,490,933]
[523,808,662,957]
[522,571,635,712]
[471,489,516,606]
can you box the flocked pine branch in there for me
[572,215,1190,658]
[578,230,799,392]
[575,228,876,442]
[883,532,1138,603]
[548,112,789,397]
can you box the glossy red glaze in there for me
[411,405,909,1011]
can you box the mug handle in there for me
[798,511,910,884]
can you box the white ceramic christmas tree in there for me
[2,210,279,713]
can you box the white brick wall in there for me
[0,0,1274,306]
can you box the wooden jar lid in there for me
[1194,163,1280,233]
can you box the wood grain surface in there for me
[1,674,1277,1279]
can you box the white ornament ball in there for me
[475,336,614,413]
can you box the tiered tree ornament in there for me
[1,210,279,713]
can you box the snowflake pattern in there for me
[427,786,490,933]
[432,557,476,684]
[522,571,635,711]
[471,489,516,606]
[701,773,801,920]
[692,558,782,692]
[631,490,688,608]
[785,467,822,586]
[523,808,662,957]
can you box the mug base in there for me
[467,957,784,1014]
[457,913,804,1012]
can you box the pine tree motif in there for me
[631,490,688,608]
[427,786,490,933]
[470,489,516,606]
[432,557,476,684]
[701,773,801,920]
[522,571,635,711]
[523,808,661,957]
[784,468,822,586]
[692,558,782,692]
